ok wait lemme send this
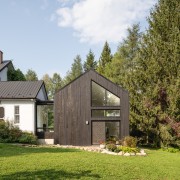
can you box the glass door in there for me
[92,121,120,144]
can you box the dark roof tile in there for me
[0,60,11,72]
[0,81,44,99]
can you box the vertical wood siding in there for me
[54,70,129,146]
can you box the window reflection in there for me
[92,81,120,106]
[92,110,120,117]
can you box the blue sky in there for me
[0,0,157,79]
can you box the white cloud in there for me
[56,0,156,44]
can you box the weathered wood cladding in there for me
[54,70,129,146]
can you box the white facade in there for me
[0,100,36,133]
[0,67,8,81]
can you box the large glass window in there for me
[92,81,120,106]
[92,110,120,117]
[37,105,54,132]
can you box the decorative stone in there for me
[118,151,123,156]
[124,152,130,156]
[141,152,147,156]
[130,153,135,156]
[100,144,106,149]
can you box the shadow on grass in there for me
[0,143,81,157]
[1,169,101,179]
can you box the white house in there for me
[0,50,54,144]
[0,81,49,133]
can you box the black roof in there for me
[0,81,45,99]
[0,60,12,72]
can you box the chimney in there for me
[0,51,3,64]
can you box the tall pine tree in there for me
[97,41,113,75]
[64,55,83,84]
[83,49,97,71]
[132,0,180,147]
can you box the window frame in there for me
[14,106,20,124]
[91,81,120,107]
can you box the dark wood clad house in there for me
[54,69,129,146]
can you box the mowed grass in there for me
[0,143,180,180]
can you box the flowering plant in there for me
[99,140,105,145]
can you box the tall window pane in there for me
[92,81,120,106]
[14,106,20,124]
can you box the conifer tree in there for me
[83,49,97,71]
[64,55,83,84]
[97,41,113,75]
[132,0,180,146]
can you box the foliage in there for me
[83,49,97,71]
[64,55,83,85]
[162,147,180,153]
[129,0,180,147]
[119,146,140,153]
[18,132,37,144]
[123,136,137,148]
[106,143,117,152]
[103,0,180,147]
[8,68,26,81]
[0,144,180,179]
[25,69,38,81]
[97,41,113,75]
[42,73,63,100]
[0,120,22,143]
[0,120,37,144]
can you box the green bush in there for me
[116,146,140,153]
[106,143,117,152]
[123,136,137,148]
[18,132,37,144]
[162,147,179,153]
[0,120,10,142]
[0,120,37,144]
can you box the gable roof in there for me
[0,81,46,99]
[57,69,128,93]
[0,60,12,72]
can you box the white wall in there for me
[0,100,36,133]
[0,67,8,81]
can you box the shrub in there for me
[123,147,139,153]
[106,143,117,152]
[0,120,37,144]
[123,136,137,148]
[162,147,179,153]
[18,132,37,144]
[8,127,22,143]
[0,120,10,142]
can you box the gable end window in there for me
[91,81,120,106]
[14,106,20,124]
[0,107,5,119]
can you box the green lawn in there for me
[0,143,179,180]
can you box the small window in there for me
[14,106,20,124]
[0,107,4,119]
[92,110,120,117]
